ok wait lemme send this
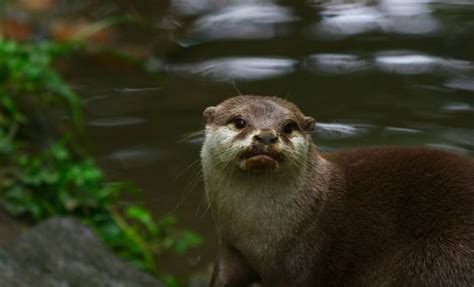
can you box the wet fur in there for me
[201,95,474,287]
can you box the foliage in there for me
[0,40,81,125]
[0,37,201,282]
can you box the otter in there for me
[200,95,474,287]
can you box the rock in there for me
[0,218,163,287]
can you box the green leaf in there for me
[160,275,180,287]
[174,231,202,254]
[125,206,157,232]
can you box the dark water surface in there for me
[56,0,474,281]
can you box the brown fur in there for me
[203,96,474,287]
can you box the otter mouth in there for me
[239,147,283,172]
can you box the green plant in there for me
[0,39,81,125]
[1,140,201,273]
[0,37,201,284]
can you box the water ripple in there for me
[442,102,474,112]
[383,127,421,134]
[112,87,161,93]
[171,0,275,16]
[181,3,297,45]
[304,54,369,74]
[374,51,472,75]
[445,78,474,92]
[102,146,161,169]
[302,51,472,76]
[155,57,296,81]
[442,128,474,148]
[313,0,440,38]
[314,122,374,139]
[314,4,383,37]
[426,143,471,155]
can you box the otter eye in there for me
[282,121,299,134]
[232,117,247,129]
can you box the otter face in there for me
[201,96,315,175]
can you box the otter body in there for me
[201,96,474,287]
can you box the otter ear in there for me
[302,116,315,131]
[203,106,217,124]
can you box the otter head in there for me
[201,96,315,176]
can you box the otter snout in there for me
[240,133,282,172]
[254,130,278,145]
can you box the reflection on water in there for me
[314,0,440,38]
[113,87,162,93]
[374,51,472,75]
[314,122,374,138]
[37,0,474,282]
[315,4,385,37]
[304,54,369,74]
[181,2,297,45]
[442,102,474,112]
[445,78,474,92]
[101,145,161,169]
[441,128,474,147]
[152,57,297,81]
[153,49,473,81]
[383,126,420,134]
[301,50,472,75]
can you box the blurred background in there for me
[1,0,473,285]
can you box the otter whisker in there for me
[177,129,205,143]
[164,159,204,217]
[174,143,237,215]
[175,157,202,181]
[196,187,211,218]
[232,80,243,96]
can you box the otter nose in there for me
[254,131,278,145]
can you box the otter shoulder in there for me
[320,145,474,198]
[322,146,473,171]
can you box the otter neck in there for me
[203,144,332,272]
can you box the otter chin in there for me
[201,95,474,287]
[241,154,278,172]
[239,147,283,172]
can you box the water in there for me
[31,0,474,281]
